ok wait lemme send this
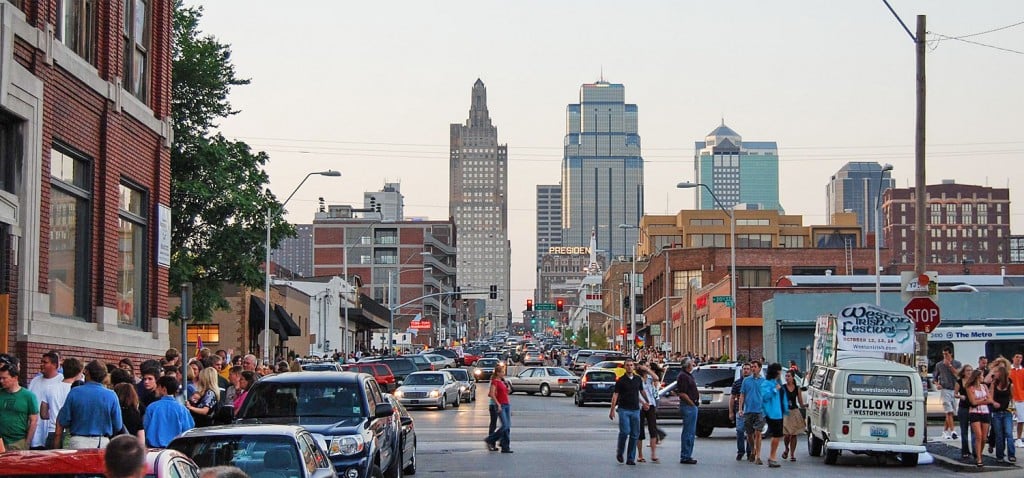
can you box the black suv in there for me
[236,372,402,478]
[361,357,418,384]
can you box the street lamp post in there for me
[676,181,737,361]
[264,170,340,365]
[387,264,431,355]
[618,224,638,354]
[342,216,382,357]
[874,163,894,306]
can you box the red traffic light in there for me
[526,299,533,311]
[556,299,564,311]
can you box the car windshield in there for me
[381,359,416,374]
[404,374,445,386]
[663,367,680,385]
[302,363,337,371]
[238,381,365,419]
[169,434,301,473]
[448,369,470,381]
[691,368,736,388]
[477,359,499,367]
[587,371,617,382]
[547,368,573,377]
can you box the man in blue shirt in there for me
[55,360,122,449]
[737,360,766,465]
[144,376,194,447]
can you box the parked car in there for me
[235,371,402,478]
[421,353,454,369]
[575,368,618,406]
[507,366,578,397]
[302,362,344,372]
[473,358,502,382]
[359,357,418,384]
[0,448,199,478]
[168,424,336,478]
[446,367,477,402]
[393,371,462,409]
[342,362,397,392]
[405,354,433,372]
[385,394,418,476]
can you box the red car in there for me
[342,362,397,392]
[461,351,480,366]
[0,448,199,477]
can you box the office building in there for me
[536,184,562,273]
[694,122,781,211]
[450,79,510,320]
[826,162,895,246]
[364,182,404,221]
[272,224,314,277]
[561,80,644,259]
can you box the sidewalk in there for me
[925,438,1020,473]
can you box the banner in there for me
[835,303,914,354]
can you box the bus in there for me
[926,325,1024,369]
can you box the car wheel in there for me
[695,424,714,438]
[540,384,551,397]
[823,448,839,465]
[453,393,461,408]
[564,391,575,397]
[438,395,446,410]
[576,395,584,407]
[384,448,402,478]
[404,438,417,475]
[807,430,823,457]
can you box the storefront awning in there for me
[274,304,302,337]
[248,296,287,340]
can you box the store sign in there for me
[409,321,433,330]
[548,246,591,255]
[835,303,914,354]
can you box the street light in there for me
[264,170,341,364]
[342,216,382,357]
[875,163,894,306]
[618,224,638,354]
[676,181,737,361]
[387,261,431,354]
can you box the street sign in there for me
[409,320,433,330]
[904,297,941,333]
[712,295,734,307]
[900,271,938,302]
[535,302,556,311]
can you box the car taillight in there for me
[557,378,568,384]
[841,424,849,435]
[907,427,916,437]
[581,377,588,387]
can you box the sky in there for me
[187,0,1024,316]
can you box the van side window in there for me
[810,366,829,389]
[821,369,836,392]
[847,374,912,396]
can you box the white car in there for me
[393,371,461,409]
[421,353,454,369]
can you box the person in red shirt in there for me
[483,366,512,453]
[1009,353,1024,447]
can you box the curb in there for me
[925,442,1019,473]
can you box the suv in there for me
[428,348,462,366]
[342,363,397,392]
[360,357,417,385]
[575,368,618,406]
[658,362,741,437]
[235,371,402,478]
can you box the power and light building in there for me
[693,122,781,211]
[561,80,644,260]
[450,79,510,321]
[826,162,895,246]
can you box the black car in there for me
[361,357,418,384]
[236,372,401,478]
[575,369,618,406]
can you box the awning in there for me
[274,304,302,337]
[249,296,287,340]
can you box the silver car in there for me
[393,371,461,409]
[507,366,578,397]
[446,367,477,402]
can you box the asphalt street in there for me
[407,379,1022,477]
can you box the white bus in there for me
[927,325,1024,367]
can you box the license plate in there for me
[595,384,608,389]
[411,400,420,404]
[869,426,889,438]
[699,393,713,402]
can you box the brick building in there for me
[1,1,173,376]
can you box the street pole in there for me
[728,208,737,362]
[875,164,894,306]
[630,242,637,355]
[387,270,394,355]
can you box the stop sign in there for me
[904,297,941,333]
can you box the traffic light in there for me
[531,318,536,325]
[619,328,626,336]
[550,319,556,327]
[489,285,498,299]
[454,286,461,300]
[526,299,533,311]
[556,299,564,312]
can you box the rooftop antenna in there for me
[600,65,604,82]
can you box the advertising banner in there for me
[835,303,914,354]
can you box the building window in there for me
[737,234,772,248]
[780,235,805,248]
[946,204,956,224]
[187,324,220,344]
[0,113,21,196]
[57,0,96,64]
[672,270,702,296]
[962,204,972,225]
[49,147,91,321]
[689,234,726,248]
[118,184,146,329]
[737,268,771,287]
[930,204,940,224]
[978,204,988,224]
[122,0,150,101]
[689,219,724,226]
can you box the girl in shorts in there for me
[966,369,995,468]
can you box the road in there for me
[407,379,1020,477]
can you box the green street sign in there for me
[535,303,556,311]
[712,295,734,307]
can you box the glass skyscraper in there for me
[694,122,781,211]
[561,81,644,260]
[826,162,895,246]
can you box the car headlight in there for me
[329,435,365,456]
[394,390,404,398]
[461,386,467,392]
[429,389,440,398]
[474,369,481,375]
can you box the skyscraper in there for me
[364,182,404,221]
[694,122,781,211]
[535,184,562,268]
[561,80,644,259]
[450,79,510,320]
[826,162,895,246]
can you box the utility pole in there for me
[914,15,926,277]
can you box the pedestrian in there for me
[241,354,258,373]
[28,351,63,449]
[609,359,645,465]
[484,366,512,453]
[143,376,194,448]
[233,371,257,414]
[1010,353,1024,448]
[954,364,975,461]
[781,369,805,461]
[729,363,752,461]
[761,363,785,468]
[989,365,1016,463]
[738,360,766,465]
[185,368,220,427]
[674,358,699,465]
[636,361,665,463]
[55,360,122,449]
[118,358,139,385]
[0,354,39,451]
[114,383,145,446]
[199,466,250,478]
[965,369,993,468]
[105,434,148,478]
[934,347,961,440]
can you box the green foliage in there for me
[170,1,293,322]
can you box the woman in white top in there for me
[636,362,665,463]
[966,369,995,468]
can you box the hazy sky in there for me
[188,1,1024,314]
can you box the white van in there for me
[805,356,926,466]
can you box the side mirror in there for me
[400,416,413,427]
[374,402,394,419]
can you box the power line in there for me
[946,20,1024,40]
[929,32,1024,56]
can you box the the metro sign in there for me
[904,297,941,333]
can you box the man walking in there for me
[738,361,766,464]
[934,347,961,440]
[144,376,195,447]
[729,362,753,460]
[676,358,699,465]
[55,360,122,449]
[0,354,39,451]
[609,359,646,465]
[1009,353,1024,448]
[28,351,63,449]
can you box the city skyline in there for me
[188,1,1024,316]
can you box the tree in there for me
[170,1,293,321]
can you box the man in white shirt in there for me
[27,351,63,449]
